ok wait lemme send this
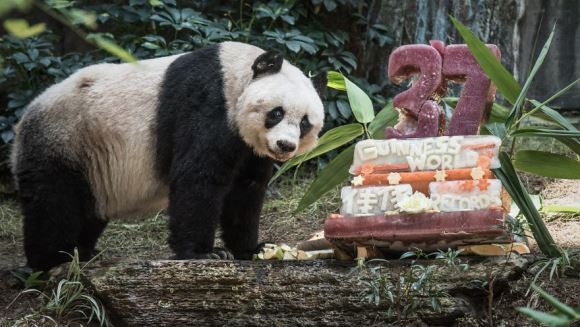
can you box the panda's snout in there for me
[276,140,296,153]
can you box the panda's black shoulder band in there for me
[252,50,283,79]
[312,70,328,99]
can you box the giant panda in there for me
[11,41,326,271]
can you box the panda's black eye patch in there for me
[300,115,312,138]
[265,107,284,129]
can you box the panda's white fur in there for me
[13,54,184,219]
[222,42,323,160]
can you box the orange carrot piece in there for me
[462,143,497,150]
[354,162,410,175]
[357,168,494,194]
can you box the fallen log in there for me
[86,255,531,326]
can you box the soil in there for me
[0,178,578,326]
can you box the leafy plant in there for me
[0,0,392,174]
[518,284,580,327]
[356,249,468,320]
[12,248,112,326]
[9,248,111,326]
[11,270,46,289]
[448,17,579,258]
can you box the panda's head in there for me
[233,51,326,161]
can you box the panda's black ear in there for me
[252,50,284,79]
[312,70,328,99]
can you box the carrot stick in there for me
[357,168,494,194]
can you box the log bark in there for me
[87,255,532,326]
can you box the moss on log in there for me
[87,256,532,326]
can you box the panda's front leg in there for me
[220,155,273,259]
[167,155,236,260]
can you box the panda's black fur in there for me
[13,42,326,271]
[157,45,272,260]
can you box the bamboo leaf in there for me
[514,150,580,179]
[87,34,137,63]
[4,19,45,38]
[327,71,374,123]
[511,128,580,138]
[489,102,511,123]
[369,100,398,138]
[295,144,354,212]
[449,16,521,104]
[344,76,375,123]
[542,205,580,213]
[556,138,580,156]
[327,71,346,91]
[493,152,561,257]
[443,97,512,124]
[531,284,580,319]
[517,308,571,327]
[0,0,33,16]
[270,124,363,182]
[483,122,506,139]
[529,100,578,132]
[506,24,556,128]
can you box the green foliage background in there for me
[0,0,392,173]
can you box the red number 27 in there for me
[386,40,500,139]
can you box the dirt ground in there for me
[0,176,578,326]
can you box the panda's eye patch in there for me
[265,107,284,129]
[299,115,312,138]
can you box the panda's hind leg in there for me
[17,159,99,271]
[78,213,108,261]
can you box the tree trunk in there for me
[87,255,531,326]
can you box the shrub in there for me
[0,0,393,174]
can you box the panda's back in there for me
[13,53,188,219]
[13,42,267,220]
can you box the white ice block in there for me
[429,179,502,212]
[350,135,501,174]
[340,184,412,216]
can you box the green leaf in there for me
[295,144,354,212]
[449,16,521,105]
[529,100,578,132]
[511,128,580,138]
[514,150,580,179]
[345,76,374,123]
[67,8,98,29]
[493,152,561,258]
[531,284,580,320]
[0,0,33,16]
[556,138,580,156]
[542,205,580,213]
[517,307,571,327]
[3,19,46,38]
[270,124,363,182]
[483,122,506,139]
[88,34,138,63]
[369,100,398,138]
[327,71,346,91]
[506,24,555,128]
[489,102,511,123]
[443,97,511,124]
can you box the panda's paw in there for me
[174,248,234,260]
[207,248,235,260]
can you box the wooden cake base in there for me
[324,208,512,256]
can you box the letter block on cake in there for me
[324,41,517,256]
